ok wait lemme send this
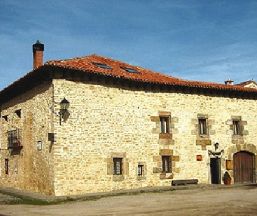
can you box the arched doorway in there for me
[233,151,256,183]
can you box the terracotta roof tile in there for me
[45,54,257,93]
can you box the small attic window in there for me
[121,67,139,74]
[15,109,21,118]
[93,62,112,70]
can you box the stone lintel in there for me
[159,149,173,155]
[158,111,171,116]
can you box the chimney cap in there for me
[33,40,44,52]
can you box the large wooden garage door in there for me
[233,151,255,184]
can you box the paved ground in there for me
[0,185,257,215]
[0,193,21,205]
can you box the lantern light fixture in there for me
[59,98,70,125]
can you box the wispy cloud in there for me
[1,0,257,89]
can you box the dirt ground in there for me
[0,185,257,216]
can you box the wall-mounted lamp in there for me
[59,98,70,125]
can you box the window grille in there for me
[7,129,21,149]
[162,156,171,173]
[138,164,144,176]
[113,158,123,175]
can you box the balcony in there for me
[7,129,22,151]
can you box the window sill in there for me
[196,139,211,145]
[159,133,172,139]
[137,176,146,181]
[113,175,124,181]
[160,173,173,179]
[198,134,209,138]
[232,135,243,138]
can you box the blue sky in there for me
[1,0,257,90]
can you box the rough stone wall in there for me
[53,79,257,196]
[0,82,55,195]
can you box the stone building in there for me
[0,41,256,196]
[236,80,257,89]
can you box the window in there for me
[160,116,170,134]
[121,66,139,74]
[162,156,171,173]
[7,129,21,149]
[198,118,207,135]
[2,115,8,121]
[5,159,9,175]
[15,109,21,118]
[233,120,241,135]
[113,158,122,175]
[138,164,144,176]
[92,62,112,70]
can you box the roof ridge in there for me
[45,54,96,64]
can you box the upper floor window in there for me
[160,116,170,134]
[15,109,21,118]
[198,118,207,135]
[7,129,22,149]
[113,158,123,175]
[233,120,241,135]
[2,115,8,122]
[162,156,171,173]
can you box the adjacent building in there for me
[0,41,256,196]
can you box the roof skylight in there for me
[121,67,139,74]
[93,62,112,70]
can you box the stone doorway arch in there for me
[226,144,256,184]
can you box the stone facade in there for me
[0,82,55,195]
[52,78,257,196]
[0,70,257,196]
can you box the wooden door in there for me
[233,151,255,183]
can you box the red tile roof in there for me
[0,54,257,104]
[46,54,257,93]
[236,80,257,87]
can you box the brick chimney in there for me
[33,40,44,69]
